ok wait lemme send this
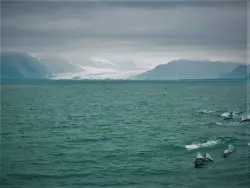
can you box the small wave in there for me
[215,122,223,125]
[217,136,237,144]
[248,143,250,146]
[216,122,240,126]
[198,109,214,114]
[217,122,241,127]
[197,122,215,125]
[185,140,218,151]
[178,122,189,125]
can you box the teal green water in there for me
[1,80,249,188]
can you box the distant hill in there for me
[39,56,82,74]
[135,59,241,80]
[220,64,250,79]
[0,52,51,79]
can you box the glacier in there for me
[51,66,147,80]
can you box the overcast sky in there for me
[1,0,247,67]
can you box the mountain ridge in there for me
[135,59,242,80]
[220,64,250,79]
[0,52,51,79]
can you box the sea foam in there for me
[185,140,218,151]
[221,111,239,118]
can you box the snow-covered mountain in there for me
[115,60,138,70]
[82,57,117,69]
[80,57,140,70]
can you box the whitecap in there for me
[221,111,239,118]
[215,122,223,125]
[198,109,214,114]
[185,140,218,151]
[179,122,189,125]
[198,122,214,125]
[221,112,230,117]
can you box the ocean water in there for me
[1,80,249,188]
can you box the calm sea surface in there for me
[1,80,249,188]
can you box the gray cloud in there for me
[1,0,247,65]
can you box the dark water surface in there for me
[1,80,249,188]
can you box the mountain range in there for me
[0,52,248,80]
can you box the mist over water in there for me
[1,80,249,188]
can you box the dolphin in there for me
[223,145,233,158]
[194,152,213,168]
